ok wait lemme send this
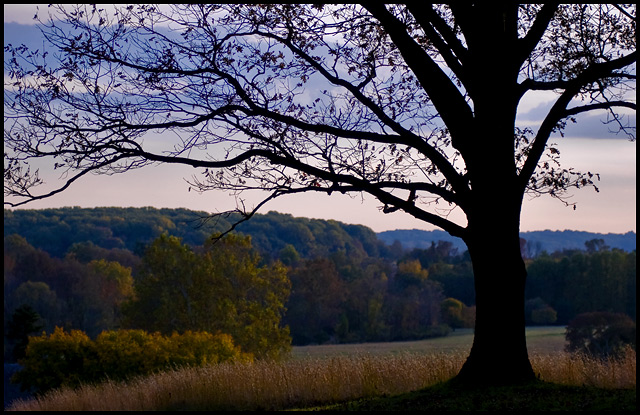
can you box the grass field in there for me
[7,326,635,411]
[291,326,566,359]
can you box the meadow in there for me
[6,327,636,411]
[291,326,565,359]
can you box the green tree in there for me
[5,4,635,384]
[45,258,136,337]
[441,297,465,329]
[8,281,64,334]
[285,257,346,344]
[124,233,291,359]
[5,304,44,361]
[524,297,558,326]
[428,259,476,308]
[584,238,609,253]
[531,306,557,325]
[123,234,207,333]
[395,259,430,289]
[203,234,291,359]
[278,243,301,267]
[72,259,134,334]
[526,249,637,324]
[345,260,391,342]
[387,260,445,340]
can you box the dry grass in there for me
[6,353,465,411]
[531,346,637,389]
[7,347,635,411]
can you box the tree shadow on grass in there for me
[318,379,636,411]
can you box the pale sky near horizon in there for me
[4,5,636,234]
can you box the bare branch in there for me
[518,51,636,192]
[517,3,561,65]
[362,4,474,150]
[563,101,636,117]
[3,4,635,243]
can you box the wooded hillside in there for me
[4,207,385,260]
[4,207,636,357]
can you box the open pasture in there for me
[291,326,567,359]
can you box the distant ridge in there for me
[517,230,636,254]
[377,229,636,254]
[3,207,635,256]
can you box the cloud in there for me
[3,4,42,25]
[562,111,636,140]
[517,96,636,140]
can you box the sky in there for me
[3,5,637,234]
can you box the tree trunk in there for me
[455,196,536,385]
[452,15,536,382]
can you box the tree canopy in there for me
[4,5,635,225]
[123,233,291,359]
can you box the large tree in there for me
[123,233,291,359]
[4,4,636,383]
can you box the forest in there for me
[4,207,636,361]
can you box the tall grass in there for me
[532,347,636,389]
[7,349,635,411]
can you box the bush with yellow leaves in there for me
[12,327,251,395]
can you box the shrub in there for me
[531,306,557,325]
[12,327,94,394]
[12,328,251,395]
[165,330,253,367]
[565,312,636,359]
[525,297,557,325]
[92,330,172,381]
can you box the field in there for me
[6,326,635,411]
[292,326,566,359]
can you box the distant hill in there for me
[377,229,636,254]
[518,230,636,254]
[3,207,384,260]
[4,207,635,258]
[377,229,467,253]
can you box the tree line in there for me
[526,246,636,326]
[5,208,636,360]
[3,207,391,260]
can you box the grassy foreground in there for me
[315,380,636,411]
[6,327,635,411]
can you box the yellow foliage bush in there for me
[12,327,93,394]
[12,327,251,395]
[92,330,172,380]
[165,331,253,367]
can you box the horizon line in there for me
[4,205,636,235]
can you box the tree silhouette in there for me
[565,312,636,359]
[4,4,636,384]
[5,304,44,361]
